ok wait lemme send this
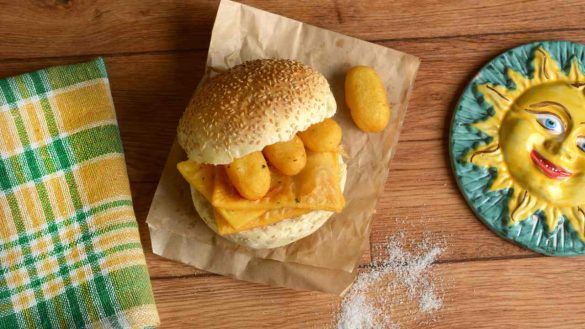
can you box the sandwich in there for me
[176,59,346,249]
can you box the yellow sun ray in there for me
[565,207,585,241]
[476,84,513,118]
[508,189,545,225]
[568,59,584,84]
[544,206,562,233]
[471,104,504,139]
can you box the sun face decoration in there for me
[467,47,585,241]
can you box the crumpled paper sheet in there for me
[146,0,420,295]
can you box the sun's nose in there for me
[546,137,576,162]
[562,138,578,161]
[543,138,563,154]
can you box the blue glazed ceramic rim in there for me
[449,40,585,256]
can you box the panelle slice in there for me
[215,207,266,229]
[177,161,214,199]
[178,151,345,233]
[215,207,312,235]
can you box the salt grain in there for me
[419,288,442,313]
[338,294,382,329]
[336,232,445,329]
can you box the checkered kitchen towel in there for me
[0,59,159,328]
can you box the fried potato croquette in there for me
[298,118,342,152]
[225,151,270,200]
[263,135,307,176]
[345,66,391,132]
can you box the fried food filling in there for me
[178,119,345,234]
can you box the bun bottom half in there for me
[190,156,347,249]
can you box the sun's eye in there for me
[535,113,564,134]
[577,137,585,153]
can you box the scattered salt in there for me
[336,232,445,329]
[338,294,381,329]
[419,288,442,313]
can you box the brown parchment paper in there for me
[146,0,420,295]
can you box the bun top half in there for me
[177,59,336,164]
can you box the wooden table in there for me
[3,1,585,327]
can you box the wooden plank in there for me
[151,256,585,328]
[5,30,584,276]
[0,0,584,59]
[0,30,583,184]
[9,31,585,180]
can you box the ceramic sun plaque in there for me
[451,41,585,256]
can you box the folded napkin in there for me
[0,59,159,328]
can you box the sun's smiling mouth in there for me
[530,150,572,179]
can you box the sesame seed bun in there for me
[177,59,337,165]
[191,156,347,249]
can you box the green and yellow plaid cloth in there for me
[0,59,159,328]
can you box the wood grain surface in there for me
[2,0,585,328]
